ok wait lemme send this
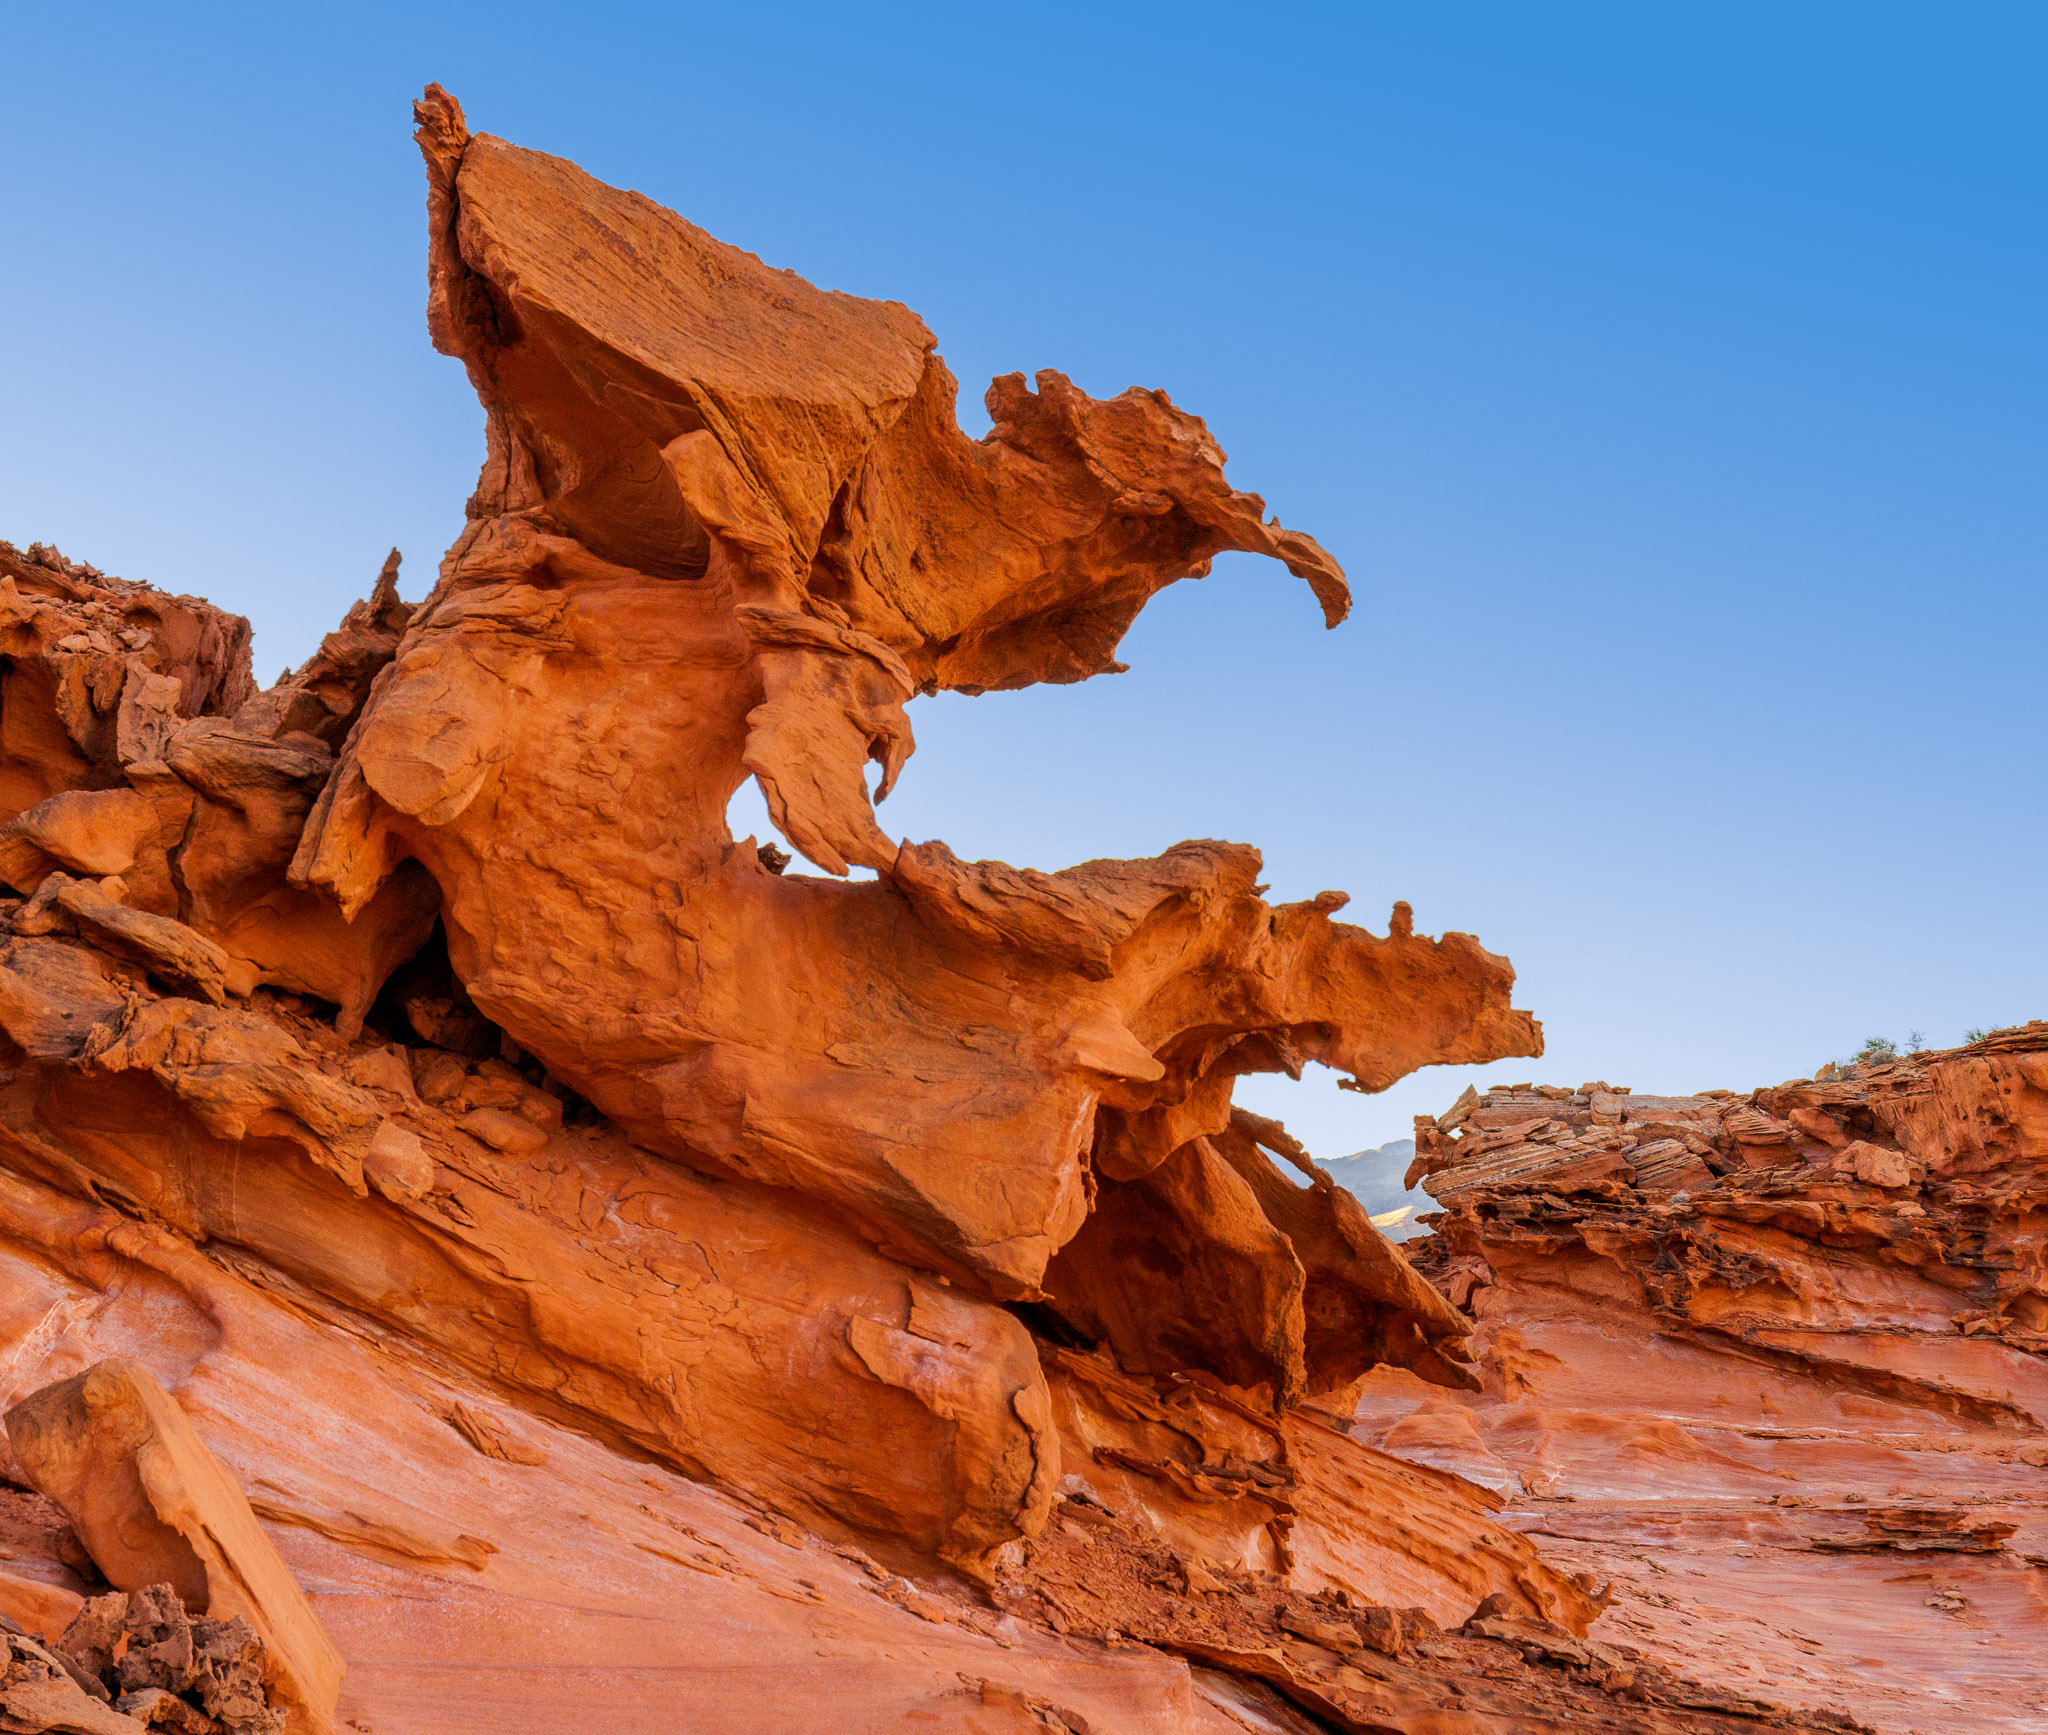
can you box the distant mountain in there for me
[1314,1138,1436,1241]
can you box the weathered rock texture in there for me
[1356,1033,2048,1733]
[289,88,1539,1331]
[7,1359,341,1733]
[0,1576,294,1735]
[0,84,2013,1734]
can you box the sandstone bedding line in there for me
[0,83,2007,1733]
[1359,1036,2048,1734]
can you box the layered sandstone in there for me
[0,83,2011,1735]
[1353,1034,2048,1732]
[0,88,1604,1735]
[8,1357,342,1732]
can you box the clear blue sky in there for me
[6,4,2043,1156]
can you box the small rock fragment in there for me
[458,1107,548,1154]
[363,1122,434,1204]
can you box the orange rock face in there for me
[1364,1033,2048,1732]
[3,82,2020,1734]
[291,90,1538,1331]
[7,1358,343,1733]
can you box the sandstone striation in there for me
[0,82,2020,1734]
[7,1359,342,1734]
[1356,1033,2048,1732]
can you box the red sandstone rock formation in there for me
[291,89,1538,1333]
[8,1358,343,1733]
[0,84,2021,1734]
[1355,1033,2048,1732]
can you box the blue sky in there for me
[5,3,2043,1156]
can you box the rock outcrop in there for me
[1354,1033,2048,1732]
[0,83,2024,1734]
[289,88,1538,1331]
[7,1360,342,1734]
[0,84,1570,1733]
